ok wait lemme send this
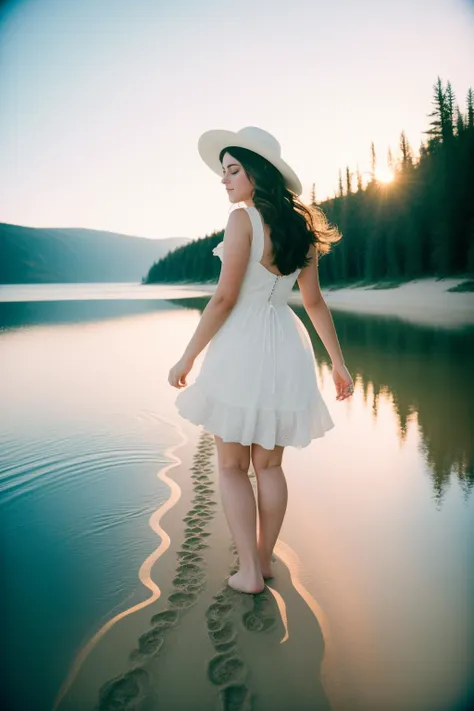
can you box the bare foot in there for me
[227,570,265,594]
[258,553,275,579]
[260,565,274,580]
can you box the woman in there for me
[168,126,354,595]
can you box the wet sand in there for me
[180,277,474,327]
[54,419,334,711]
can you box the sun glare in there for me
[376,168,395,183]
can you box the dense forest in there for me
[144,77,474,288]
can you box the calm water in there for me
[1,282,473,711]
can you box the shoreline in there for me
[55,421,333,710]
[178,277,474,327]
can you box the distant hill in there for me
[0,223,191,284]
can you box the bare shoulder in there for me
[214,208,252,306]
[222,207,251,247]
[297,242,323,307]
[226,207,251,230]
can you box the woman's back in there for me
[176,204,335,450]
[213,205,302,307]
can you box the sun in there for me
[376,168,395,183]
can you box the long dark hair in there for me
[219,146,342,275]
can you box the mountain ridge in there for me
[0,222,190,284]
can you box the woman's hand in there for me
[332,363,354,401]
[168,355,194,389]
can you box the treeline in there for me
[144,77,474,287]
[144,226,224,285]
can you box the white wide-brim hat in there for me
[197,126,303,196]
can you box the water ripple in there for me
[0,434,169,506]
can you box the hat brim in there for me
[197,129,302,196]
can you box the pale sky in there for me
[1,0,473,241]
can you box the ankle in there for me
[238,558,264,576]
[257,548,272,565]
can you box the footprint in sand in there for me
[242,611,276,632]
[182,540,209,552]
[172,577,205,592]
[173,562,206,589]
[138,627,166,655]
[185,524,211,536]
[208,653,247,686]
[150,609,179,628]
[167,590,199,609]
[98,430,256,711]
[193,496,217,505]
[175,561,206,578]
[185,524,205,533]
[240,585,278,634]
[98,429,217,711]
[194,483,215,492]
[176,550,205,563]
[98,666,154,710]
[206,601,234,620]
[189,502,216,514]
[203,551,256,710]
[207,617,223,632]
[208,620,237,646]
[214,640,237,655]
[219,683,252,711]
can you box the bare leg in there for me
[251,443,287,579]
[214,436,264,594]
[219,466,265,593]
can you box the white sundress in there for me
[175,205,335,450]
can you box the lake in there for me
[1,282,473,711]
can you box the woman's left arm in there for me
[168,208,251,389]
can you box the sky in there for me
[0,0,473,241]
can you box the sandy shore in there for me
[56,420,332,711]
[180,277,474,327]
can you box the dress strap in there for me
[244,206,265,262]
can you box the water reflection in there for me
[300,308,474,500]
[1,292,473,711]
[0,299,179,329]
[169,296,474,500]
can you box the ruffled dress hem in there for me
[176,382,335,450]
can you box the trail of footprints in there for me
[95,432,279,711]
[204,542,279,711]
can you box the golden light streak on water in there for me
[265,584,289,643]
[273,538,341,708]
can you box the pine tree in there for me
[456,106,465,136]
[387,147,394,171]
[400,130,413,168]
[370,141,376,181]
[146,77,474,287]
[467,87,473,128]
[445,80,455,139]
[345,166,352,195]
[426,76,453,144]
